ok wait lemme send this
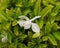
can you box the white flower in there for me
[18,16,41,33]
[1,32,7,42]
[2,36,7,42]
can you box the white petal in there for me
[18,20,25,27]
[32,23,40,33]
[2,37,7,42]
[24,21,32,29]
[19,16,29,20]
[30,16,41,21]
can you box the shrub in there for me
[0,0,60,48]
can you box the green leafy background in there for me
[0,0,60,48]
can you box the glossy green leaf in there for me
[51,23,58,31]
[0,13,8,21]
[45,22,51,33]
[50,5,60,17]
[40,5,54,18]
[14,26,19,36]
[53,32,60,41]
[43,0,50,6]
[32,33,40,38]
[29,0,36,6]
[39,19,44,29]
[22,0,28,7]
[2,22,11,30]
[7,30,13,43]
[34,0,41,15]
[42,36,48,41]
[23,9,31,15]
[47,34,57,45]
[12,20,17,26]
[18,43,28,48]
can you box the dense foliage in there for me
[0,0,60,48]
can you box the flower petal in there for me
[19,16,29,20]
[2,36,7,42]
[30,16,41,21]
[32,23,40,33]
[18,20,25,27]
[24,21,32,29]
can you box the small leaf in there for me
[12,20,18,26]
[47,34,57,45]
[32,23,40,33]
[39,18,43,29]
[22,0,28,7]
[14,26,19,36]
[43,0,50,6]
[34,0,41,15]
[32,33,40,38]
[2,22,11,30]
[53,32,60,41]
[56,16,60,21]
[7,30,13,43]
[49,5,60,23]
[23,9,31,15]
[0,13,8,21]
[18,43,28,48]
[29,0,36,6]
[51,23,58,31]
[42,36,48,41]
[40,5,54,18]
[45,22,51,33]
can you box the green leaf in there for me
[22,0,28,7]
[18,43,28,48]
[50,5,60,17]
[9,43,17,48]
[28,31,33,38]
[19,32,27,42]
[0,13,8,21]
[34,0,41,15]
[32,33,40,38]
[29,0,36,6]
[23,9,31,15]
[7,30,13,43]
[40,5,54,18]
[12,20,17,26]
[43,0,50,6]
[42,36,48,41]
[15,0,23,7]
[56,16,60,21]
[51,23,58,31]
[47,34,57,45]
[36,18,43,29]
[49,16,55,24]
[2,22,11,30]
[49,5,60,23]
[53,32,60,41]
[39,19,44,29]
[14,26,19,36]
[45,22,51,33]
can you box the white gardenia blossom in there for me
[18,16,41,33]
